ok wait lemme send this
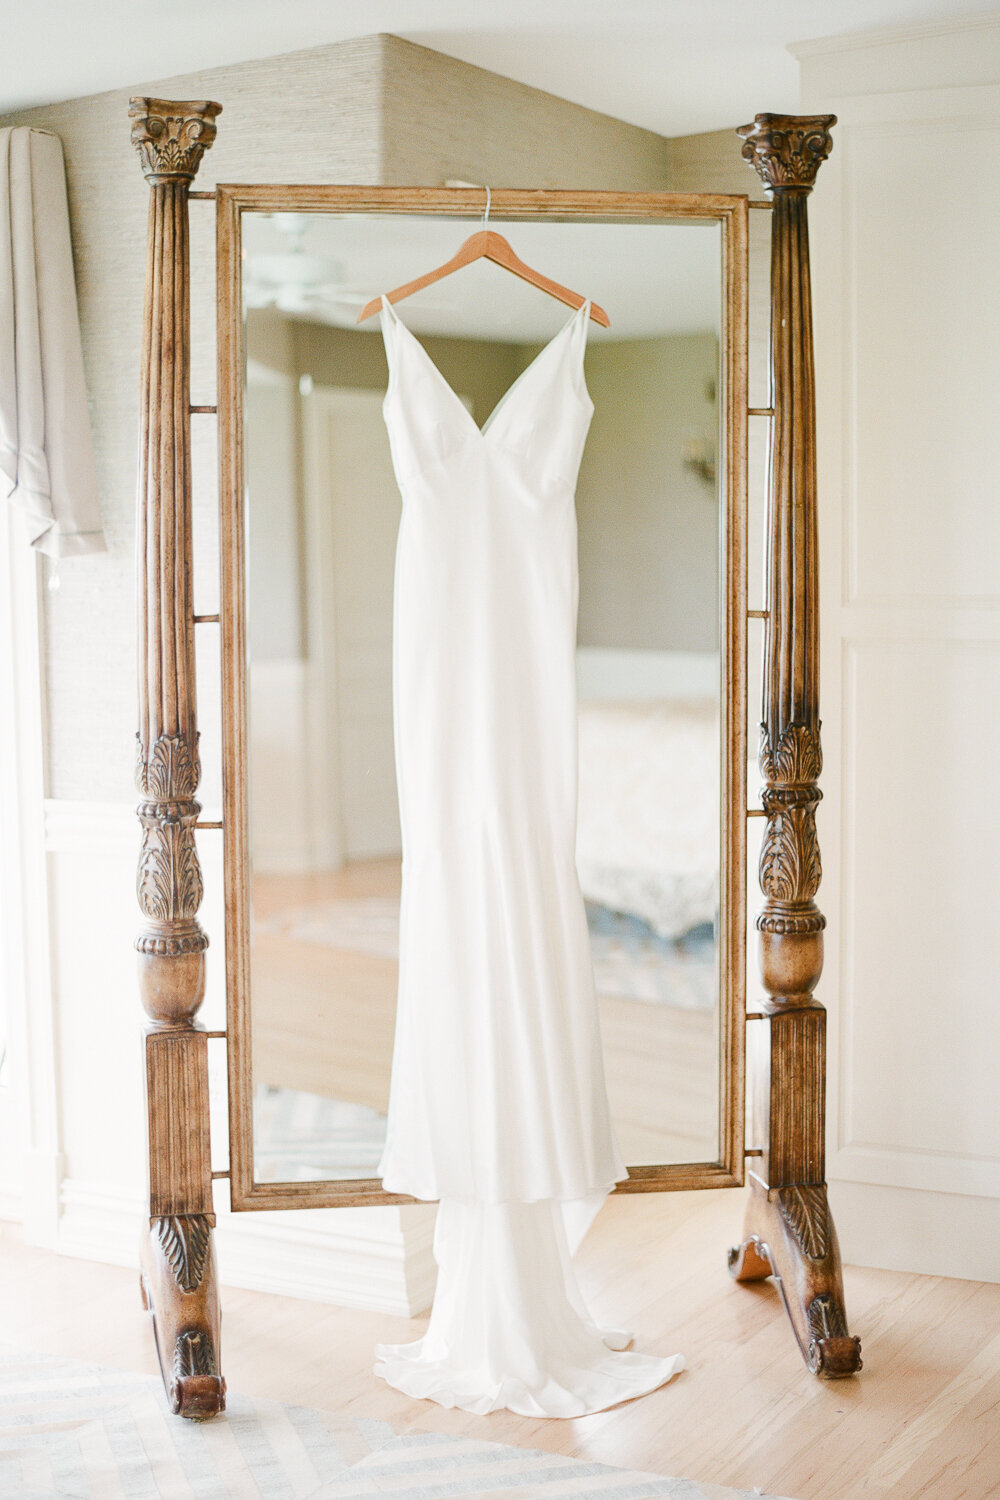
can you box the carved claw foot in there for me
[728,1183,862,1379]
[140,1214,226,1419]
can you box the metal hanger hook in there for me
[482,186,491,226]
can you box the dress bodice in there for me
[379,294,594,499]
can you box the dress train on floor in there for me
[375,1198,685,1418]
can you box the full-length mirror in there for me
[218,190,747,1208]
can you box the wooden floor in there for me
[6,1188,999,1499]
[252,863,719,1165]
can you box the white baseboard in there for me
[214,1203,437,1318]
[830,1178,1000,1283]
[53,1177,437,1317]
[20,1147,67,1246]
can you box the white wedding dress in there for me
[373,292,685,1416]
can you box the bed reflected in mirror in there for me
[239,212,730,1186]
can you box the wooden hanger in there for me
[356,188,610,327]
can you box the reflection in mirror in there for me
[242,213,723,1184]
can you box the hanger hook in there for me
[482,185,491,227]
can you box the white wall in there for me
[797,16,1000,1280]
[576,334,721,653]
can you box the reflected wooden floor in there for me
[251,860,718,1164]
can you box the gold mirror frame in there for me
[215,185,749,1212]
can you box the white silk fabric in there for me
[373,295,684,1416]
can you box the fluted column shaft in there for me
[135,174,207,1017]
[739,113,835,1188]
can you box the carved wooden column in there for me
[728,114,862,1378]
[130,96,226,1419]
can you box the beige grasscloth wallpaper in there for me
[0,32,763,801]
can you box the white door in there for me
[301,386,403,862]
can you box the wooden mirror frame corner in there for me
[129,96,860,1419]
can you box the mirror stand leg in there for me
[729,1179,862,1378]
[140,1212,225,1418]
[728,990,860,1378]
[138,1024,226,1418]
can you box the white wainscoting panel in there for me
[836,638,1000,1200]
[28,800,436,1315]
[839,92,1000,609]
[803,40,1000,1280]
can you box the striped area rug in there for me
[0,1347,394,1498]
[319,1431,798,1499]
[0,1346,798,1499]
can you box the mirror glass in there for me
[240,212,725,1184]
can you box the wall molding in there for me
[831,1143,1000,1202]
[0,509,61,1247]
[43,797,223,854]
[792,14,1000,61]
[13,795,438,1315]
[836,640,1000,1205]
[56,1177,437,1318]
[831,1179,1000,1283]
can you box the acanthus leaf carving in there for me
[156,1214,211,1292]
[173,1329,218,1379]
[128,98,222,183]
[759,805,822,905]
[807,1292,848,1342]
[737,113,836,194]
[137,807,204,923]
[136,732,201,800]
[776,1184,829,1261]
[759,722,823,785]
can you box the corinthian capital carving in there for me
[737,113,836,195]
[129,98,222,183]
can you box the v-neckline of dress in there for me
[380,294,590,441]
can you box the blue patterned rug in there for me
[259,896,717,1011]
[0,1347,798,1499]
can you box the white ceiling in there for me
[7,1,999,133]
[243,213,722,340]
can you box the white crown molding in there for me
[790,11,1000,60]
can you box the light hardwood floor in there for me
[5,1188,999,1499]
